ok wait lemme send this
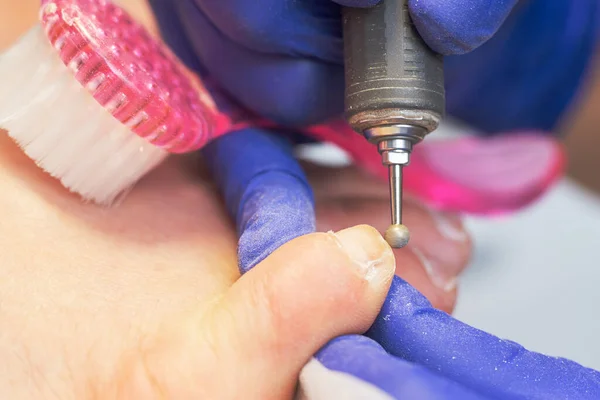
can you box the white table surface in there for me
[455,178,600,370]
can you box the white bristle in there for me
[0,25,168,205]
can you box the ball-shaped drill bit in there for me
[384,224,411,249]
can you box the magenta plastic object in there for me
[308,122,565,215]
[39,0,232,153]
[404,133,566,214]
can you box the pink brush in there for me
[0,0,235,204]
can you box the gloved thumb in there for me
[209,225,396,398]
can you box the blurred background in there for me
[2,0,600,370]
[444,121,600,371]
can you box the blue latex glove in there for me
[203,129,600,399]
[149,0,599,134]
[151,1,600,397]
[202,128,600,399]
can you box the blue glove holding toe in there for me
[202,127,600,399]
[149,0,600,398]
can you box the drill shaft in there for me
[342,0,445,248]
[389,164,403,226]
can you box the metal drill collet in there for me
[364,125,425,248]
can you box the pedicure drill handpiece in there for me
[342,0,445,248]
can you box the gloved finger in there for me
[146,0,206,73]
[408,0,520,55]
[367,276,600,399]
[164,0,344,126]
[201,128,315,273]
[189,0,343,61]
[333,0,514,56]
[301,335,487,399]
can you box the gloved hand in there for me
[148,0,578,215]
[149,0,599,134]
[147,0,513,127]
[203,130,600,399]
[306,277,600,399]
